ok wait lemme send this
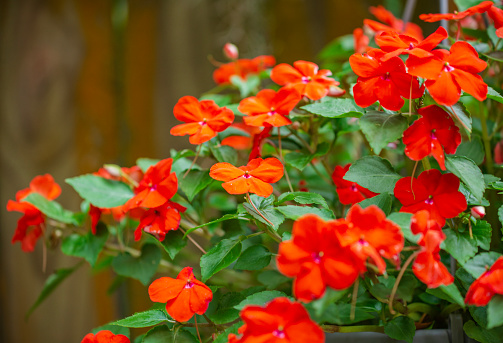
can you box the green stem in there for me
[479,103,495,174]
[421,157,431,171]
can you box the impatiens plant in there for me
[7,1,503,342]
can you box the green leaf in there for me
[136,158,160,173]
[276,205,335,221]
[453,0,488,11]
[112,244,162,286]
[213,322,242,343]
[472,220,492,250]
[445,155,485,202]
[344,156,401,193]
[200,238,242,282]
[210,145,238,166]
[234,290,287,310]
[359,111,407,155]
[26,261,83,319]
[207,291,244,324]
[487,86,503,104]
[384,316,416,343]
[199,94,232,106]
[284,143,330,171]
[488,295,503,329]
[231,74,260,98]
[498,205,503,227]
[358,193,392,215]
[183,213,248,237]
[257,270,290,289]
[464,320,503,343]
[447,102,472,136]
[442,228,478,264]
[301,98,364,118]
[455,136,484,165]
[179,170,213,202]
[387,212,418,244]
[319,34,354,59]
[234,245,272,270]
[485,51,503,63]
[66,174,134,208]
[61,223,109,266]
[91,324,129,337]
[243,195,284,229]
[158,230,187,260]
[463,252,502,278]
[275,192,329,209]
[142,325,198,343]
[23,193,82,225]
[426,284,465,308]
[112,310,170,328]
[319,303,374,325]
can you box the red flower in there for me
[375,26,448,61]
[334,205,404,273]
[81,330,129,343]
[213,55,276,84]
[364,5,423,41]
[6,174,61,252]
[230,297,324,343]
[271,60,338,100]
[123,158,178,212]
[349,49,423,111]
[332,164,377,205]
[407,41,487,106]
[276,214,360,301]
[148,267,213,322]
[170,96,234,145]
[134,201,186,241]
[209,157,283,197]
[353,28,370,53]
[403,105,461,170]
[419,1,493,22]
[410,211,454,288]
[488,5,503,38]
[465,256,503,306]
[394,169,467,227]
[238,88,301,127]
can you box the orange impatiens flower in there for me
[271,60,339,100]
[419,1,493,22]
[465,256,503,306]
[170,96,234,145]
[134,201,186,241]
[277,214,360,301]
[488,5,503,38]
[6,174,61,252]
[229,297,324,343]
[149,267,213,322]
[407,41,487,106]
[123,158,178,212]
[210,157,283,197]
[364,5,423,41]
[410,211,453,288]
[81,330,129,343]
[403,105,461,170]
[238,88,301,127]
[213,55,276,85]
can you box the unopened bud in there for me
[223,43,239,60]
[103,164,122,177]
[327,85,346,97]
[471,206,485,219]
[291,121,301,130]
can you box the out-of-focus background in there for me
[0,0,441,341]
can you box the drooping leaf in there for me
[66,174,134,208]
[112,309,171,328]
[487,86,503,104]
[301,98,364,118]
[234,245,272,271]
[112,244,162,286]
[445,156,484,202]
[488,295,503,329]
[61,223,109,266]
[157,230,187,260]
[426,284,465,308]
[179,170,213,202]
[26,261,83,319]
[234,290,288,310]
[344,156,401,193]
[446,102,472,136]
[200,238,242,282]
[23,193,83,226]
[358,193,392,215]
[359,111,407,155]
[276,205,335,221]
[442,228,478,265]
[384,316,416,343]
[275,192,329,209]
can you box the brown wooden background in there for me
[0,0,441,341]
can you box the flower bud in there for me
[223,43,238,60]
[327,85,346,97]
[104,164,121,177]
[471,206,485,219]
